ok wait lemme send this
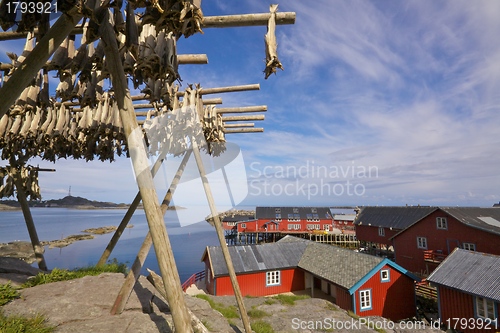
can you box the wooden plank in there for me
[225,128,264,134]
[191,139,253,333]
[0,8,82,118]
[203,12,296,28]
[199,84,260,95]
[12,169,48,271]
[202,98,223,105]
[177,54,208,64]
[100,14,192,332]
[223,123,254,128]
[222,115,265,121]
[216,105,267,113]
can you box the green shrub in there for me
[263,298,277,305]
[22,261,127,288]
[0,311,55,333]
[0,283,20,306]
[194,294,239,319]
[247,308,269,318]
[251,320,274,333]
[272,294,310,305]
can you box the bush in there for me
[0,283,20,306]
[247,308,269,318]
[251,320,274,333]
[272,294,310,305]
[0,311,55,333]
[22,260,127,288]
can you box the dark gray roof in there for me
[298,242,383,290]
[440,207,500,236]
[427,249,500,302]
[256,207,332,220]
[205,236,388,291]
[205,240,308,276]
[354,206,436,229]
[222,215,255,223]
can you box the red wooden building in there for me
[332,214,356,234]
[234,206,333,233]
[427,249,500,333]
[391,207,500,276]
[221,214,256,231]
[202,236,419,321]
[354,206,436,249]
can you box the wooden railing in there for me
[181,270,206,292]
[423,250,447,263]
[416,279,437,300]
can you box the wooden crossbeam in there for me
[225,128,264,133]
[223,123,254,128]
[0,11,296,41]
[221,115,265,121]
[216,105,267,113]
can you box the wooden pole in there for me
[111,149,192,315]
[223,123,254,128]
[191,140,252,333]
[200,84,260,95]
[222,115,265,122]
[11,168,48,271]
[203,12,296,28]
[217,105,267,113]
[0,9,82,118]
[202,98,223,105]
[100,15,192,332]
[0,11,296,41]
[177,54,208,64]
[1,54,208,72]
[225,128,264,134]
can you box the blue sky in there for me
[1,0,500,208]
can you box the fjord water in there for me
[0,208,221,282]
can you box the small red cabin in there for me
[201,236,419,321]
[427,249,500,333]
[391,207,500,275]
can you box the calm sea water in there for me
[0,208,223,282]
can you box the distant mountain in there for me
[0,196,127,209]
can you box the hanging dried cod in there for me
[0,165,41,200]
[264,4,284,79]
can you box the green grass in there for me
[324,302,338,311]
[194,294,240,319]
[263,298,277,305]
[247,308,270,318]
[271,294,310,305]
[251,320,274,333]
[0,283,20,306]
[347,310,360,320]
[22,260,127,288]
[0,311,55,333]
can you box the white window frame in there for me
[380,269,390,282]
[417,237,427,249]
[378,227,385,237]
[436,217,448,230]
[476,296,496,320]
[323,224,330,231]
[463,243,476,251]
[359,289,372,311]
[240,223,246,229]
[266,271,281,286]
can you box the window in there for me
[287,214,294,221]
[313,214,319,221]
[417,237,427,249]
[275,213,281,220]
[294,213,301,221]
[293,208,299,214]
[476,297,496,320]
[380,269,390,282]
[275,208,281,213]
[359,289,372,311]
[323,225,330,231]
[436,217,448,230]
[307,224,320,230]
[226,222,236,226]
[266,271,280,286]
[463,243,476,251]
[311,208,317,213]
[241,223,246,229]
[378,227,385,237]
[306,213,313,221]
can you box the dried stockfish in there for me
[264,4,283,79]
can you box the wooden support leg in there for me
[12,170,48,271]
[111,149,192,315]
[0,9,82,117]
[100,15,192,332]
[191,140,252,333]
[97,148,170,266]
